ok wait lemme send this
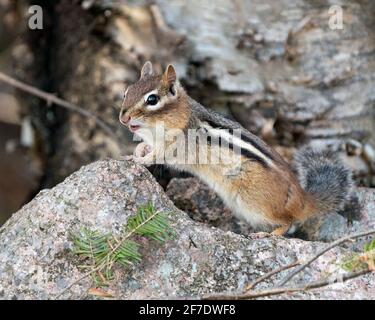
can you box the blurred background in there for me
[0,0,374,225]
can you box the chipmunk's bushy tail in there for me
[294,147,353,215]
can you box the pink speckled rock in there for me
[0,160,373,299]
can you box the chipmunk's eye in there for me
[146,94,159,106]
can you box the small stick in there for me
[278,229,375,287]
[245,261,300,291]
[202,269,371,300]
[0,71,119,141]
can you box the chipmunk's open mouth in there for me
[129,125,141,132]
[127,119,143,133]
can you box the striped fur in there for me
[199,123,271,167]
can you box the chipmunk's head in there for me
[119,61,189,140]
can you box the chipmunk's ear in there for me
[162,64,177,87]
[140,61,154,78]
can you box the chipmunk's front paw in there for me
[123,143,154,166]
[134,142,152,158]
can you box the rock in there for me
[166,177,254,236]
[0,160,374,300]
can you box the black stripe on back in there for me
[204,120,275,163]
[198,127,268,167]
[227,142,268,167]
[239,132,276,162]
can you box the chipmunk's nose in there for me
[119,111,130,125]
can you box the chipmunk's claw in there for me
[132,156,153,166]
[122,155,134,161]
[121,155,153,166]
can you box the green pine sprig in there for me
[71,202,175,286]
[126,202,175,242]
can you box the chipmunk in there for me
[119,61,353,235]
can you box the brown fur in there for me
[120,69,190,131]
[122,75,160,109]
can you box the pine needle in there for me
[126,202,175,242]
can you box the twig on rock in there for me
[277,229,375,287]
[202,269,371,300]
[245,261,300,291]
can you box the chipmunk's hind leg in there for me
[271,224,291,236]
